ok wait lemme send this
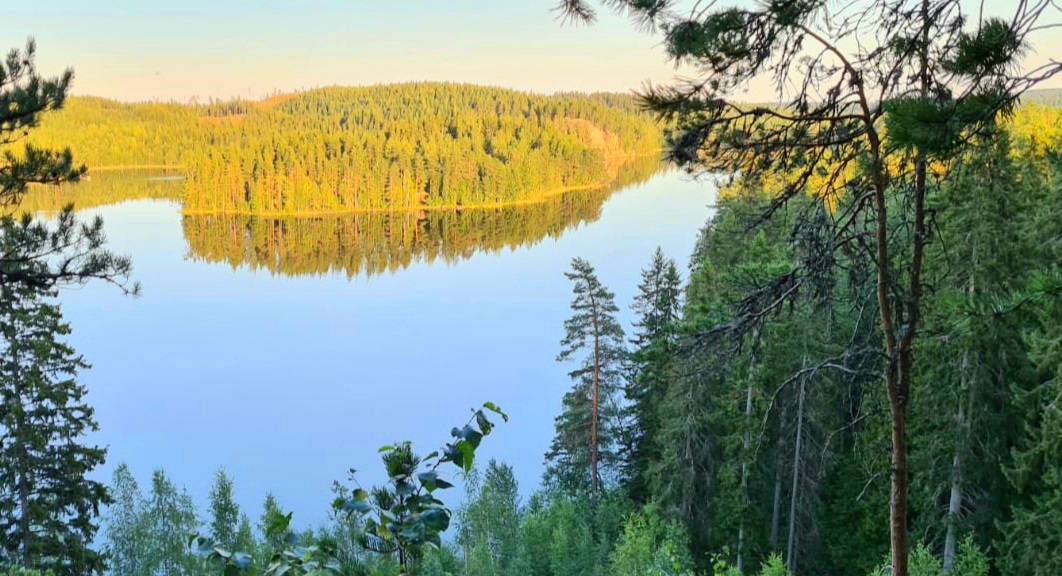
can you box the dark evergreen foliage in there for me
[0,283,108,575]
[546,258,627,499]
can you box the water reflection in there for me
[181,157,664,278]
[17,169,184,213]
[18,158,664,279]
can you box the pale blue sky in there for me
[6,1,680,101]
[5,1,1060,101]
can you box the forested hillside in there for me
[25,84,663,214]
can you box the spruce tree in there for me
[997,274,1062,575]
[643,237,730,559]
[546,257,626,499]
[0,282,108,575]
[624,247,682,503]
[909,131,1032,571]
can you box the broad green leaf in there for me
[483,402,509,422]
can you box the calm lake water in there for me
[55,168,717,529]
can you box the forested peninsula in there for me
[26,83,663,215]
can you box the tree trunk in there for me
[942,408,963,573]
[737,355,756,572]
[786,374,806,574]
[19,461,31,566]
[591,311,600,501]
[888,387,909,576]
[890,5,931,576]
[12,343,31,567]
[770,400,788,552]
[944,350,973,573]
[771,462,783,551]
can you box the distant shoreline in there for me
[180,181,613,218]
[71,154,668,218]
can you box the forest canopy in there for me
[24,83,664,215]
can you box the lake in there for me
[53,167,717,529]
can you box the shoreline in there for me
[180,180,617,218]
[35,152,668,217]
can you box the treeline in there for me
[182,156,662,278]
[26,84,663,214]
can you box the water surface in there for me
[56,169,717,528]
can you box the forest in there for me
[24,84,663,214]
[3,0,1062,575]
[181,156,662,278]
[10,101,1056,576]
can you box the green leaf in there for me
[435,478,454,490]
[443,443,464,468]
[458,440,476,472]
[338,498,373,514]
[420,508,451,531]
[476,411,494,436]
[426,532,443,550]
[418,471,439,492]
[395,480,415,498]
[483,401,509,422]
[455,424,483,448]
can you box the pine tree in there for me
[554,2,1060,573]
[0,40,135,294]
[546,257,626,499]
[207,467,240,551]
[104,464,148,576]
[624,247,682,503]
[0,282,109,575]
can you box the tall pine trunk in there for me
[786,373,806,574]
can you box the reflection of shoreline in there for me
[181,181,616,218]
[16,169,185,214]
[17,155,667,217]
[180,153,666,217]
[182,157,665,279]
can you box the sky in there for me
[6,0,1061,102]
